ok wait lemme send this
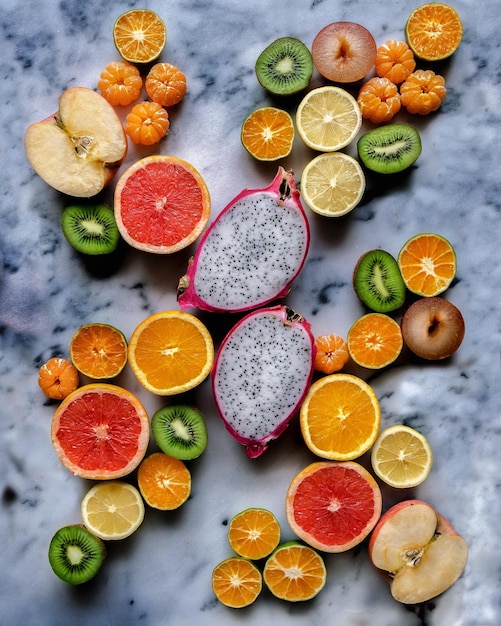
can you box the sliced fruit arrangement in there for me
[263,541,327,602]
[286,461,382,552]
[227,508,281,560]
[177,168,309,313]
[241,107,295,161]
[369,500,468,604]
[254,36,313,96]
[300,373,381,461]
[69,323,127,379]
[114,155,210,254]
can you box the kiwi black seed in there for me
[48,524,106,585]
[255,37,313,96]
[353,249,406,313]
[151,405,208,460]
[61,204,120,255]
[357,124,422,174]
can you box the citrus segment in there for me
[398,232,456,297]
[228,508,281,560]
[263,542,326,601]
[314,334,349,374]
[145,63,187,107]
[97,61,143,106]
[38,357,79,400]
[137,452,191,510]
[300,152,365,217]
[51,383,149,480]
[296,86,362,152]
[128,311,214,396]
[285,461,382,552]
[405,3,463,61]
[114,155,211,254]
[80,481,145,540]
[212,557,262,608]
[371,424,433,488]
[241,107,295,161]
[70,323,128,379]
[300,373,381,460]
[113,9,166,64]
[347,313,403,369]
[124,101,170,146]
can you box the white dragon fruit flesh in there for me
[212,305,316,458]
[177,167,310,313]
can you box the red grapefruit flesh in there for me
[51,383,150,480]
[286,461,382,552]
[114,155,211,254]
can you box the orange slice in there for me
[285,461,382,552]
[313,334,349,374]
[227,508,281,560]
[70,323,127,379]
[300,373,381,460]
[405,3,463,61]
[241,107,295,161]
[51,383,150,480]
[128,310,214,396]
[212,557,262,608]
[371,424,433,488]
[81,481,145,540]
[114,155,211,254]
[38,357,79,400]
[137,452,191,510]
[398,232,456,296]
[347,313,403,369]
[113,9,166,64]
[263,541,326,601]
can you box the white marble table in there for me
[1,0,500,624]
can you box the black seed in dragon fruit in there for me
[177,167,310,313]
[212,305,316,458]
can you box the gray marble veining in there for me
[1,0,500,624]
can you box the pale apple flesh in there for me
[369,499,468,604]
[24,87,127,198]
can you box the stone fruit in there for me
[177,167,309,313]
[311,22,377,83]
[369,499,468,604]
[212,305,315,458]
[401,296,465,360]
[24,87,127,198]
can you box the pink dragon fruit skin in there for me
[212,305,316,458]
[177,167,310,313]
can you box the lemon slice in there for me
[296,86,362,151]
[300,152,365,217]
[371,424,433,488]
[81,481,145,540]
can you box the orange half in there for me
[347,313,403,369]
[113,9,166,64]
[70,323,128,379]
[241,107,295,161]
[405,3,463,61]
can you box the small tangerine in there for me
[97,61,143,106]
[125,101,170,145]
[400,69,446,115]
[145,63,187,107]
[357,77,401,124]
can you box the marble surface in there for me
[1,0,500,624]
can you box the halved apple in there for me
[24,87,127,198]
[368,499,468,604]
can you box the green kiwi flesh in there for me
[357,124,422,174]
[151,405,208,460]
[255,37,313,96]
[61,204,120,255]
[48,524,105,584]
[353,249,406,313]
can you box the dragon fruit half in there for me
[212,305,316,458]
[177,167,310,313]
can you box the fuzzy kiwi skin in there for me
[61,204,120,255]
[151,405,208,460]
[357,124,422,175]
[353,249,406,313]
[48,524,106,585]
[255,37,313,96]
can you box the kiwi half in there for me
[255,37,313,96]
[151,405,208,460]
[357,124,422,174]
[61,204,120,255]
[353,249,406,313]
[48,524,105,585]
